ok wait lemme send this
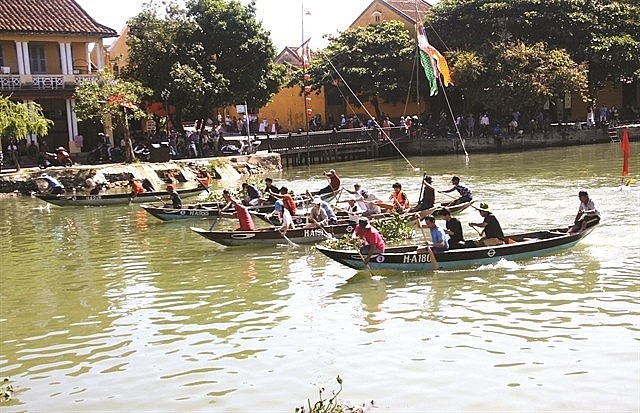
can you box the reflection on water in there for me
[0,144,638,411]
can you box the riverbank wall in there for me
[0,153,282,195]
[395,125,639,156]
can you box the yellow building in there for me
[0,0,117,152]
[257,0,433,131]
[258,46,327,133]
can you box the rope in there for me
[326,56,419,171]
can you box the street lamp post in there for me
[161,89,171,134]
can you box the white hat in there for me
[312,196,322,204]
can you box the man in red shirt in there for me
[220,189,255,231]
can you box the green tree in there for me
[124,0,286,129]
[306,20,414,119]
[448,42,588,116]
[0,96,53,171]
[429,0,640,94]
[73,71,152,162]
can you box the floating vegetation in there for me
[295,376,373,413]
[1,377,14,403]
[319,214,414,250]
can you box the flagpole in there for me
[302,0,310,164]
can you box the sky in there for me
[75,0,375,51]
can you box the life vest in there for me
[391,190,409,209]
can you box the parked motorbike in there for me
[133,143,150,162]
[38,146,73,169]
[87,144,125,164]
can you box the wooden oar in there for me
[279,229,297,247]
[355,243,376,277]
[423,181,479,211]
[415,214,439,270]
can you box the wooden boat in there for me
[142,203,274,221]
[316,221,598,272]
[250,200,475,226]
[34,186,206,207]
[141,191,335,221]
[190,221,357,246]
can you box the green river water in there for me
[1,143,638,412]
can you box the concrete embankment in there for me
[398,126,639,156]
[0,153,282,195]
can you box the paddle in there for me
[354,240,376,277]
[422,180,483,213]
[196,178,210,193]
[278,229,297,247]
[415,214,438,270]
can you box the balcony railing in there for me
[0,74,99,91]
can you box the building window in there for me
[0,45,4,66]
[372,11,382,23]
[29,45,47,74]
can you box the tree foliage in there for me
[448,41,588,115]
[0,96,53,148]
[429,0,640,94]
[124,0,286,127]
[73,70,152,162]
[306,21,414,119]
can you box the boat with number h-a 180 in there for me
[316,220,599,272]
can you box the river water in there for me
[1,143,638,412]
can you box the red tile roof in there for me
[382,0,432,23]
[0,0,117,37]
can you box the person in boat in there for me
[268,199,294,233]
[441,176,473,206]
[317,196,338,225]
[165,184,182,209]
[278,186,297,216]
[570,190,600,233]
[352,217,386,265]
[141,178,155,192]
[197,169,211,187]
[128,178,145,200]
[83,178,105,195]
[307,197,330,227]
[261,177,280,204]
[220,189,255,231]
[384,182,410,213]
[310,169,341,196]
[343,183,369,212]
[469,203,505,246]
[409,175,435,213]
[416,214,449,253]
[241,182,261,206]
[39,173,65,195]
[361,190,382,217]
[342,196,364,223]
[440,207,465,249]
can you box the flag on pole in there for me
[621,127,630,177]
[417,24,453,96]
[295,38,311,68]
